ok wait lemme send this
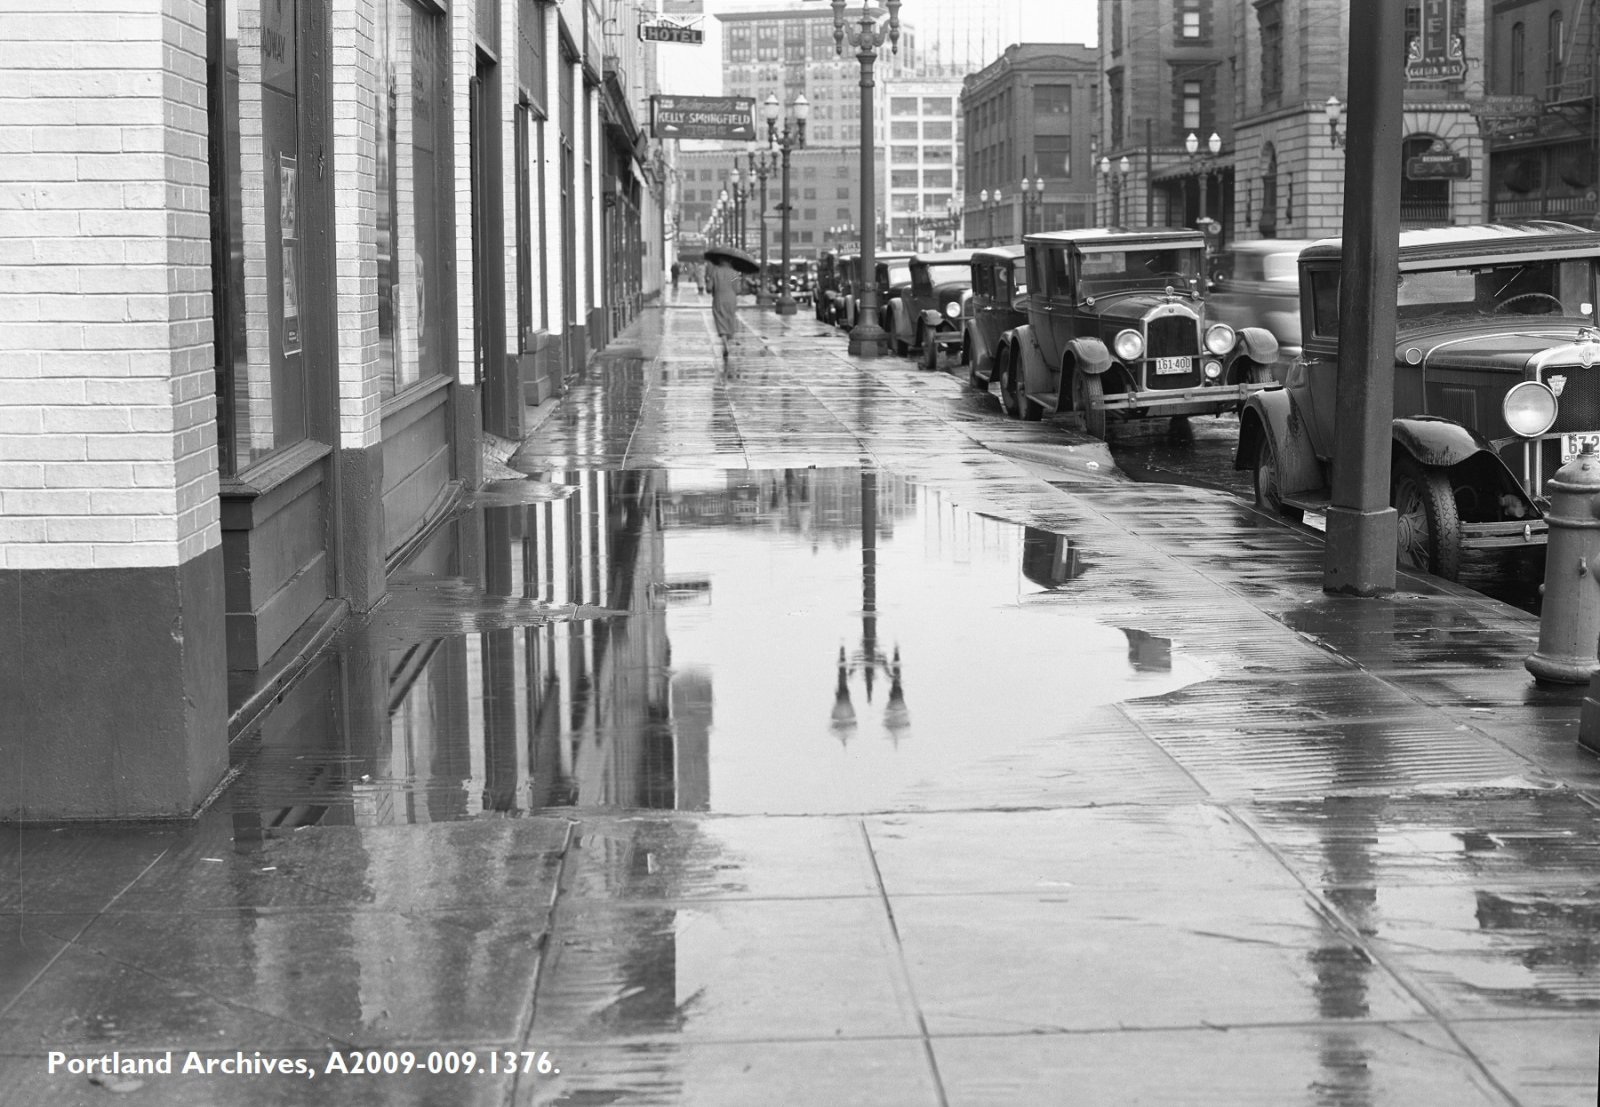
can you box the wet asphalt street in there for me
[3,294,1599,1105]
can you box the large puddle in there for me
[225,467,1209,824]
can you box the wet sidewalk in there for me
[4,302,1599,1106]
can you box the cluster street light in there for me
[830,0,902,358]
[1325,95,1347,149]
[1019,176,1044,235]
[978,188,1002,246]
[748,148,775,306]
[1184,131,1223,231]
[1098,155,1131,225]
[764,91,808,316]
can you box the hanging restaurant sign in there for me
[650,95,756,141]
[1407,153,1472,180]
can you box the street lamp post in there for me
[749,148,774,306]
[831,0,902,357]
[1020,176,1044,235]
[1184,131,1223,230]
[731,169,746,251]
[979,188,1002,246]
[764,92,809,316]
[1098,155,1131,225]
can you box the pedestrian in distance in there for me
[707,255,740,362]
[670,261,681,294]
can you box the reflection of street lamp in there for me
[831,0,903,358]
[764,92,809,316]
[1019,175,1044,235]
[1098,155,1131,225]
[1184,131,1223,230]
[1324,95,1347,149]
[827,469,909,745]
[978,187,1002,246]
[749,148,774,305]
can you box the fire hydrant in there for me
[1526,442,1600,684]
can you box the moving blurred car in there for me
[1206,239,1317,371]
[1236,221,1600,579]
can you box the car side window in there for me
[1310,268,1340,337]
[1045,247,1072,299]
[1012,258,1028,296]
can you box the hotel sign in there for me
[640,23,704,44]
[1406,0,1468,83]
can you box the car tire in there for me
[1252,433,1304,523]
[921,329,940,371]
[1392,456,1463,580]
[997,346,1022,418]
[1245,362,1273,386]
[1073,370,1108,440]
[968,344,988,390]
[893,328,909,357]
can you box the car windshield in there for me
[926,264,969,285]
[1078,246,1203,297]
[1396,258,1596,322]
[885,263,911,286]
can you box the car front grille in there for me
[1144,314,1200,390]
[1544,364,1600,433]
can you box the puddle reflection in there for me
[225,467,1210,825]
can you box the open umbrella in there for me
[704,244,760,275]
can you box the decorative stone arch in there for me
[1400,110,1478,227]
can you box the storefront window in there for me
[376,0,446,399]
[212,0,310,471]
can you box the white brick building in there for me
[0,0,666,820]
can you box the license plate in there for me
[1561,432,1600,463]
[1154,356,1192,375]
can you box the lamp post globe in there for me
[767,94,808,316]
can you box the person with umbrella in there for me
[705,245,757,361]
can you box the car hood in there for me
[933,280,971,299]
[1406,325,1600,372]
[1082,289,1201,320]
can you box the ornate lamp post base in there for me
[847,320,888,357]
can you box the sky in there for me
[657,0,1100,99]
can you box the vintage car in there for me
[1236,221,1600,580]
[885,250,975,364]
[815,251,840,321]
[863,252,915,333]
[1206,238,1318,370]
[993,228,1279,434]
[826,253,858,327]
[964,245,1029,391]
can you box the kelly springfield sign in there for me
[1406,0,1467,83]
[650,95,756,141]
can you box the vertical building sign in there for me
[279,154,301,354]
[1406,0,1467,83]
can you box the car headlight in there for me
[1204,323,1236,355]
[945,301,961,318]
[1503,381,1558,437]
[1113,329,1144,360]
[1202,360,1223,379]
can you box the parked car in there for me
[827,254,858,327]
[964,245,1029,392]
[1206,238,1318,372]
[869,253,916,334]
[886,250,975,365]
[791,259,815,306]
[1236,221,1600,580]
[815,251,840,321]
[993,228,1279,435]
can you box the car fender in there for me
[920,308,944,329]
[886,299,904,336]
[1065,337,1112,376]
[964,321,987,371]
[1233,326,1279,365]
[1392,416,1543,516]
[1235,387,1321,497]
[1006,325,1052,394]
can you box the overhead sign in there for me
[641,23,704,44]
[1405,0,1467,83]
[650,95,756,141]
[1407,153,1472,180]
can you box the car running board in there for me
[1027,392,1060,412]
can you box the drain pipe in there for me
[1526,442,1600,686]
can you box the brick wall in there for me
[0,0,219,570]
[333,0,382,450]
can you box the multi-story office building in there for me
[1097,0,1490,244]
[677,146,884,260]
[961,43,1100,246]
[884,77,967,251]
